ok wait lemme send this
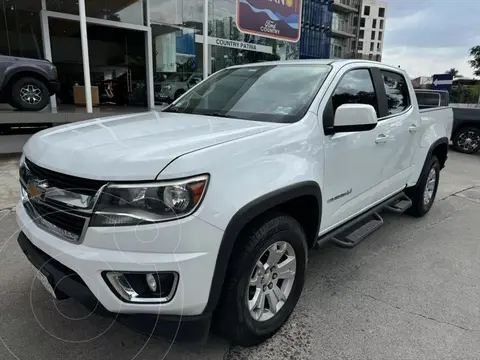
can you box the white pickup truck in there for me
[17,60,453,346]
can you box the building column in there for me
[144,0,154,109]
[78,0,93,113]
[203,0,209,79]
[40,0,57,112]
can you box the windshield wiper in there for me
[202,112,239,119]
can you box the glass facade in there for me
[1,0,328,112]
[299,0,331,59]
[0,1,43,59]
[151,0,300,105]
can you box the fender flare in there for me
[2,67,49,90]
[203,181,322,314]
[415,137,449,185]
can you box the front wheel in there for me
[405,156,440,217]
[214,214,307,346]
[11,77,50,111]
[452,127,480,154]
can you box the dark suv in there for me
[0,55,60,111]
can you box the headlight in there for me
[163,85,172,90]
[90,175,209,227]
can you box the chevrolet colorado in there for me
[17,60,453,346]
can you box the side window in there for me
[332,69,378,116]
[380,70,411,115]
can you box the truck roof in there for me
[229,59,406,73]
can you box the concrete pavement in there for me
[1,151,480,359]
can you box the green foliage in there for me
[445,68,461,77]
[468,46,480,77]
[451,84,480,103]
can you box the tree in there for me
[445,68,462,77]
[468,46,480,77]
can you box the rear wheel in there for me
[214,214,307,346]
[452,127,480,154]
[405,156,440,217]
[11,77,49,111]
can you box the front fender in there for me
[158,118,324,232]
[3,65,50,88]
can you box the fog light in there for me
[146,273,157,292]
[104,271,178,303]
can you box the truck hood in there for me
[24,111,285,180]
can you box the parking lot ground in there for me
[1,151,480,359]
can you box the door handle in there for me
[375,134,388,144]
[409,124,418,133]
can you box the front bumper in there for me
[17,232,211,342]
[16,202,224,341]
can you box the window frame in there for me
[322,66,388,133]
[378,69,413,119]
[360,17,365,27]
[372,19,377,28]
[371,31,376,40]
[364,5,370,15]
[379,7,385,17]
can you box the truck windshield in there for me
[163,64,332,123]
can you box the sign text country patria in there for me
[215,38,257,51]
[236,0,303,42]
[195,35,273,54]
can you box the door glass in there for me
[332,69,379,115]
[381,70,410,115]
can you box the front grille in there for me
[25,158,105,196]
[24,199,86,242]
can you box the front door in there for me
[321,67,384,231]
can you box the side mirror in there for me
[333,104,378,133]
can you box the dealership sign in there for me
[236,0,303,42]
[195,35,273,54]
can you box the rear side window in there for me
[416,92,440,108]
[331,69,379,116]
[380,70,410,115]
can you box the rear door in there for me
[374,68,416,192]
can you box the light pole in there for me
[203,0,209,80]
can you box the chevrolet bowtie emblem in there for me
[26,180,48,199]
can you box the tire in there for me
[405,156,440,217]
[11,77,50,111]
[452,127,480,154]
[214,213,308,346]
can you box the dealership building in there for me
[0,0,335,113]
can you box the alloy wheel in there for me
[457,130,480,152]
[423,167,437,206]
[20,84,42,105]
[246,241,297,322]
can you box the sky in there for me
[382,0,480,78]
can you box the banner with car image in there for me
[236,0,303,42]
